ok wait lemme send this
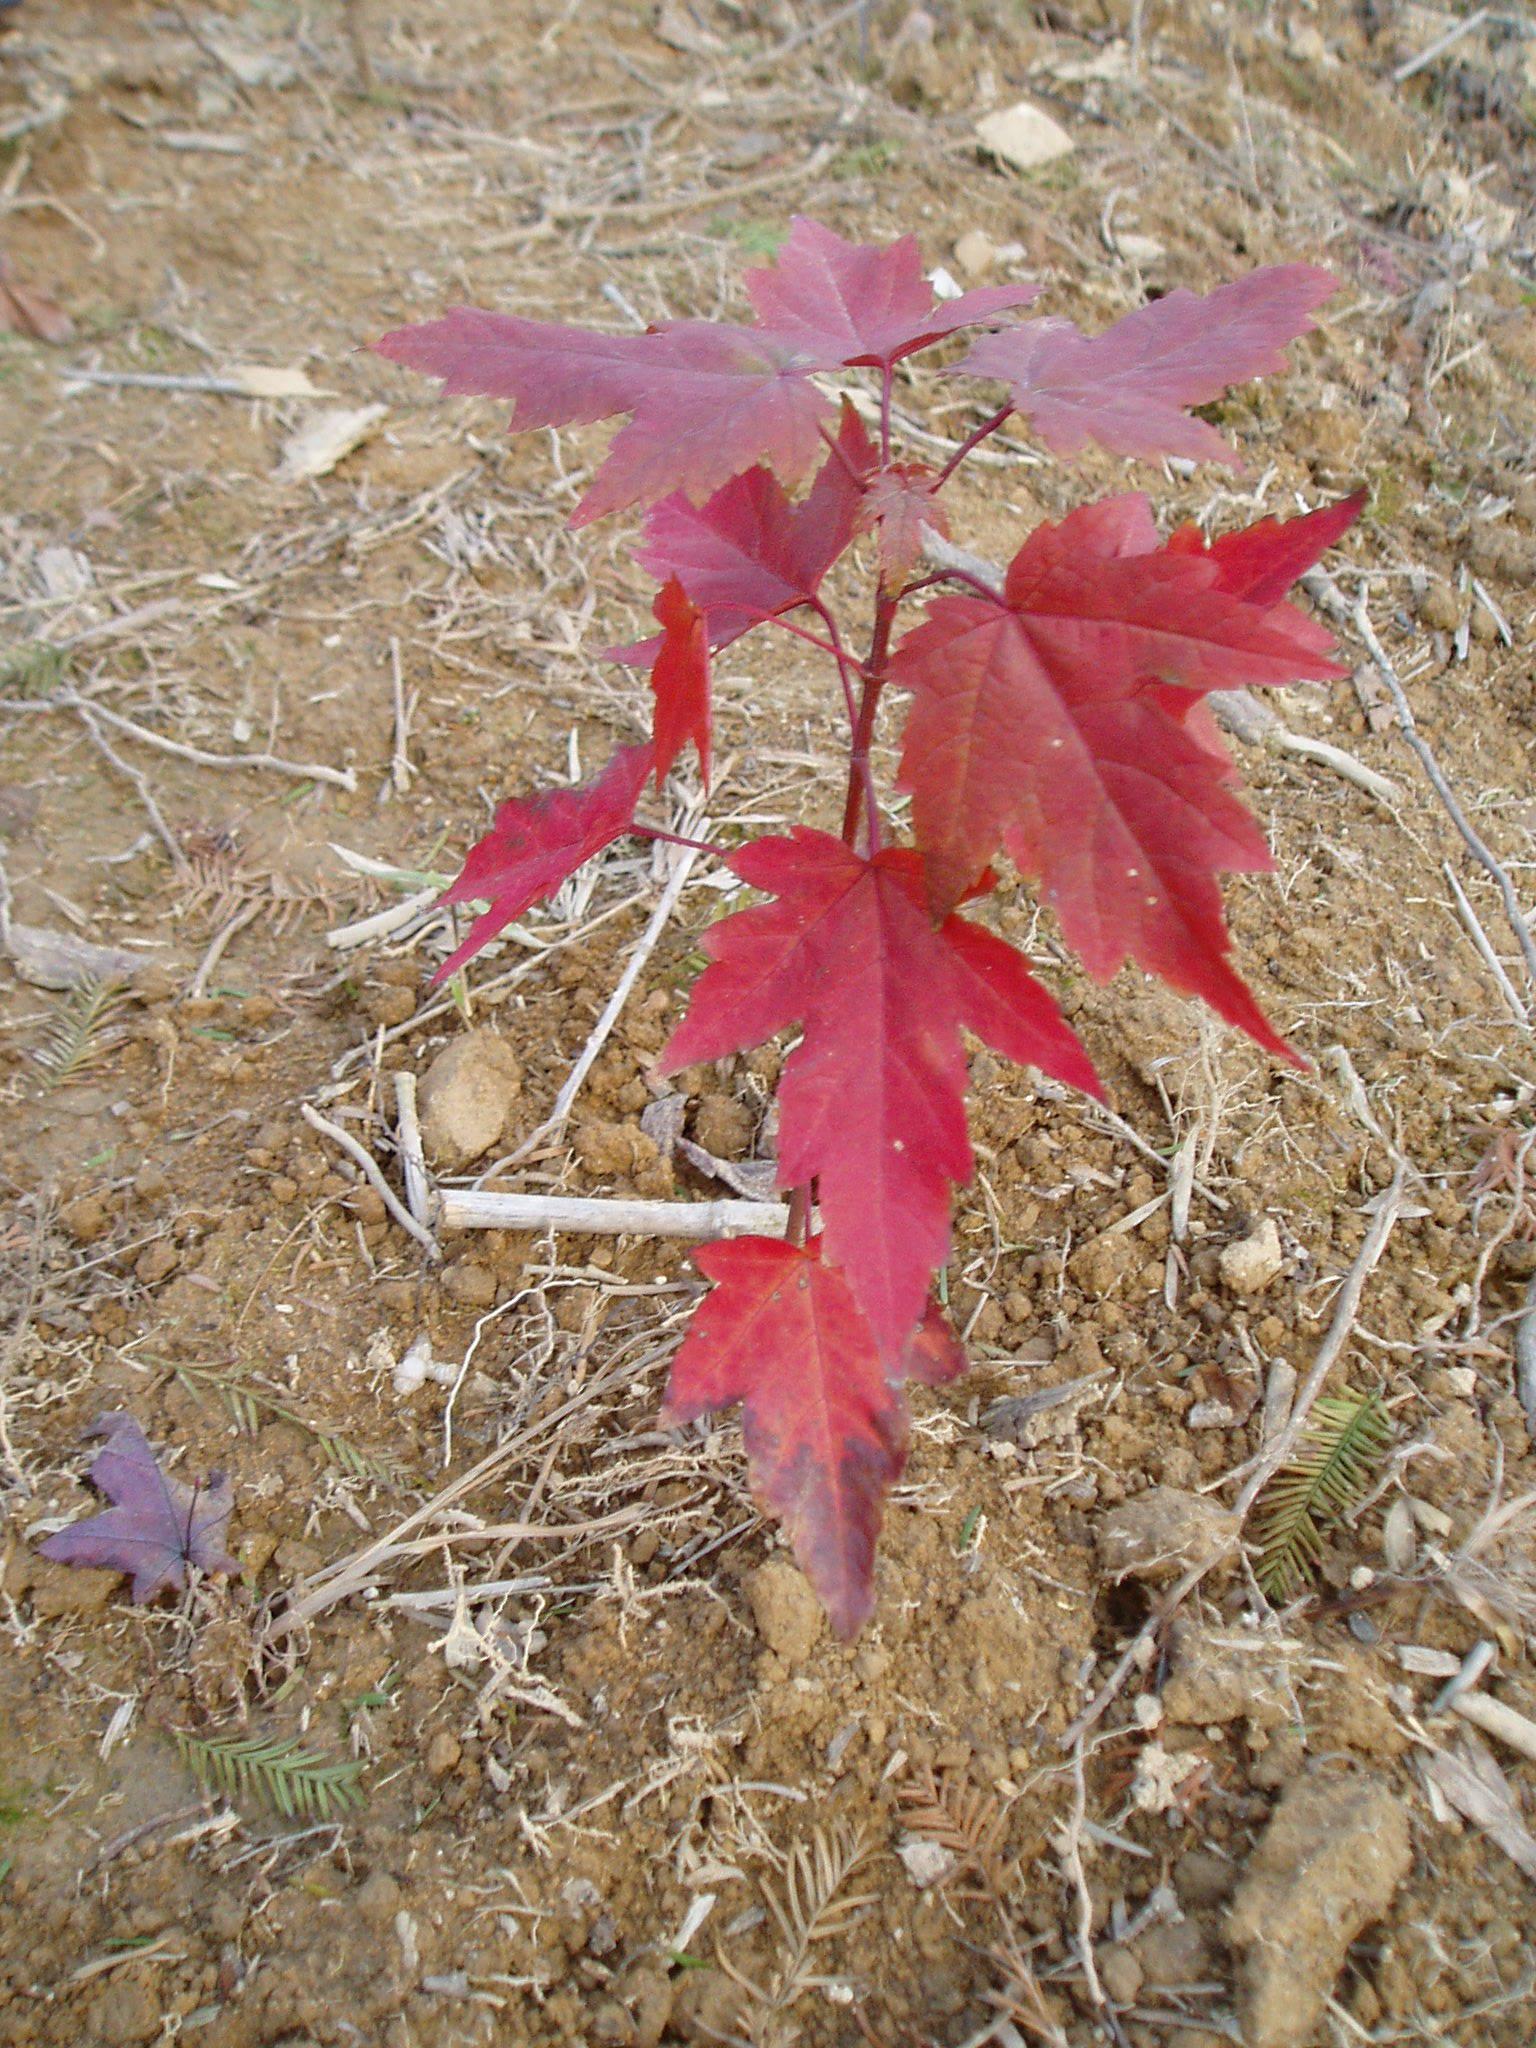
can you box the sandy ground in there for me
[2,4,1536,2045]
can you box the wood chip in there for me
[279,403,388,481]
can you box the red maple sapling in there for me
[375,216,1361,1637]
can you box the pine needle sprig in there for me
[35,979,129,1089]
[720,1823,876,2037]
[1254,1389,1393,1598]
[174,1729,365,1821]
[898,1763,1011,1902]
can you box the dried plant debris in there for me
[1254,1390,1393,1599]
[173,1729,365,1821]
[172,1360,391,1486]
[39,1413,237,1603]
[721,1823,877,2039]
[33,978,130,1088]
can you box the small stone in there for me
[1098,1944,1143,2005]
[426,1730,462,1777]
[745,1557,823,1665]
[1097,1488,1239,1583]
[691,1092,753,1160]
[418,1030,523,1170]
[953,228,997,278]
[1226,1773,1411,2048]
[898,1837,957,1889]
[134,1240,179,1286]
[1135,1916,1211,1988]
[355,1871,401,1926]
[976,99,1075,173]
[443,1260,497,1309]
[1417,583,1462,631]
[60,1194,109,1243]
[1115,231,1166,263]
[1174,1848,1236,1908]
[1219,1216,1283,1296]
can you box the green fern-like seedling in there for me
[174,1730,365,1821]
[1254,1390,1393,1599]
[35,979,129,1090]
[172,1362,392,1487]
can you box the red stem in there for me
[629,823,714,854]
[934,403,1014,488]
[840,593,898,851]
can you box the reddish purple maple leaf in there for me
[891,495,1352,1056]
[649,578,711,787]
[434,742,652,983]
[662,1234,964,1636]
[620,403,872,657]
[39,1413,237,1604]
[659,830,1097,1357]
[960,266,1336,465]
[374,219,1034,527]
[742,215,1038,370]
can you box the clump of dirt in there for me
[2,3,1535,2046]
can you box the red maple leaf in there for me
[960,266,1336,465]
[659,830,1097,1357]
[742,215,1037,370]
[662,1235,964,1636]
[1167,488,1367,605]
[649,578,711,786]
[890,496,1352,1055]
[621,404,873,658]
[374,219,1032,526]
[857,462,950,586]
[433,742,652,983]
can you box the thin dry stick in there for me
[1062,1164,1407,1747]
[1444,863,1530,1029]
[437,1188,788,1237]
[495,838,703,1171]
[388,637,415,796]
[66,694,358,793]
[188,898,262,999]
[1304,569,1536,999]
[1516,1273,1536,1446]
[1061,1739,1105,2012]
[73,707,187,871]
[300,1102,441,1260]
[1393,5,1489,80]
[393,1072,431,1225]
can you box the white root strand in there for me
[436,1188,787,1238]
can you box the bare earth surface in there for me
[2,4,1536,2045]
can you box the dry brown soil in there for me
[2,4,1536,2046]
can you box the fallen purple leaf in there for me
[39,1412,238,1602]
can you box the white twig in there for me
[326,885,441,950]
[388,636,416,796]
[494,839,703,1170]
[1230,1162,1407,1517]
[65,693,357,793]
[1394,6,1489,81]
[301,1101,441,1259]
[188,898,261,999]
[1452,1689,1536,1767]
[1444,863,1531,1029]
[393,1072,431,1225]
[437,1188,787,1238]
[1516,1272,1536,1447]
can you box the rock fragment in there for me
[1097,1487,1239,1583]
[417,1031,522,1169]
[745,1558,822,1665]
[1219,1216,1284,1296]
[1226,1773,1411,2048]
[975,100,1074,174]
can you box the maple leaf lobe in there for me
[663,1235,944,1636]
[434,743,651,983]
